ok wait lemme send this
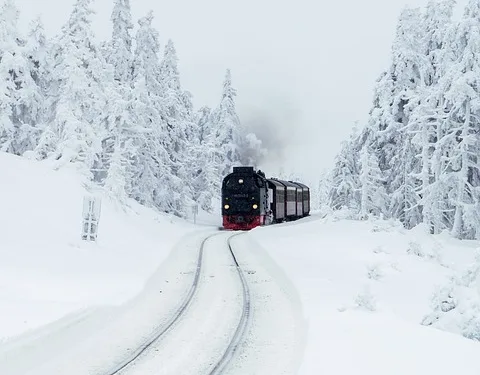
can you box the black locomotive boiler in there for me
[221,166,310,230]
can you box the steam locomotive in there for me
[221,166,310,230]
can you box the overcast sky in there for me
[14,0,469,181]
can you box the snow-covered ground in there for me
[0,152,214,341]
[248,213,480,374]
[1,152,480,374]
[0,152,220,373]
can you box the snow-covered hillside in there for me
[0,152,213,340]
[1,152,480,374]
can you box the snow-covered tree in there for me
[359,146,386,219]
[440,0,480,239]
[385,7,428,226]
[101,0,140,201]
[159,39,195,206]
[128,12,190,216]
[103,137,134,203]
[0,0,44,155]
[314,169,332,212]
[210,69,242,176]
[409,0,456,233]
[196,106,212,144]
[423,0,456,85]
[329,128,361,212]
[191,142,218,212]
[128,11,165,206]
[0,0,19,153]
[107,0,133,83]
[40,0,115,183]
[327,0,480,240]
[190,106,218,211]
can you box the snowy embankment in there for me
[0,152,219,371]
[248,212,480,374]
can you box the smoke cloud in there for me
[238,96,302,176]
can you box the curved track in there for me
[104,231,253,375]
[208,234,251,375]
[105,232,222,375]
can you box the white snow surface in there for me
[1,152,480,374]
[0,152,205,338]
[248,214,480,374]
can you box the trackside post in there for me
[192,204,198,224]
[82,195,102,241]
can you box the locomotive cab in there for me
[221,167,270,230]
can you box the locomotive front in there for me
[221,166,268,230]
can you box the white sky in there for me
[14,0,469,181]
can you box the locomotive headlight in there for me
[253,204,258,209]
[224,204,230,209]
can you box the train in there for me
[221,166,310,230]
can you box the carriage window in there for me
[277,190,284,201]
[287,189,295,201]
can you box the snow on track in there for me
[106,231,225,375]
[118,231,306,375]
[221,233,307,375]
[118,232,245,375]
[207,234,251,375]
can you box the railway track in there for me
[104,231,252,375]
[208,235,251,375]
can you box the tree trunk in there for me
[452,100,471,238]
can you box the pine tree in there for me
[102,0,139,201]
[359,146,386,219]
[211,69,242,176]
[129,12,187,216]
[0,0,20,153]
[196,106,212,144]
[129,11,163,206]
[108,0,133,82]
[0,0,43,155]
[42,0,115,182]
[329,127,361,212]
[423,0,456,85]
[32,17,58,160]
[441,0,480,239]
[314,169,332,212]
[22,17,50,153]
[388,7,428,227]
[159,39,195,212]
[356,7,428,227]
[190,106,217,211]
[411,0,456,233]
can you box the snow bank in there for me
[0,152,202,341]
[248,213,480,374]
